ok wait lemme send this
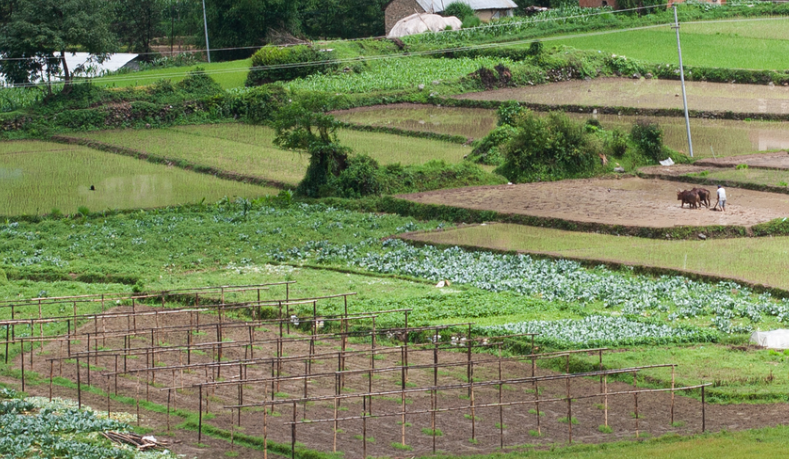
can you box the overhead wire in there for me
[3,8,789,88]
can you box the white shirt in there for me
[717,188,726,200]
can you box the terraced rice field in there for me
[333,104,789,158]
[70,124,470,187]
[0,141,276,216]
[456,78,789,115]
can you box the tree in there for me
[0,0,116,92]
[273,97,350,197]
[112,0,166,54]
[199,0,301,60]
[300,0,387,39]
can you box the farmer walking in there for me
[715,185,727,212]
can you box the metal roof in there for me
[416,0,518,13]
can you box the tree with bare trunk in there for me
[0,0,116,94]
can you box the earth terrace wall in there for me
[396,225,789,300]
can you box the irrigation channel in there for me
[0,283,715,457]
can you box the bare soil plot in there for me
[455,78,789,115]
[398,177,789,228]
[9,305,789,458]
[695,152,789,170]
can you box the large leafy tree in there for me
[112,0,165,54]
[300,0,387,39]
[0,0,116,92]
[201,0,300,60]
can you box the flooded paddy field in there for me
[398,177,789,228]
[0,141,276,216]
[333,103,789,158]
[456,78,789,115]
[331,103,497,139]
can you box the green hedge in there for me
[246,45,335,87]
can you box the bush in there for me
[443,2,475,20]
[246,45,334,86]
[176,68,222,95]
[468,124,517,165]
[330,154,383,198]
[296,142,351,198]
[605,129,628,158]
[462,15,482,28]
[497,101,525,127]
[496,110,601,182]
[630,120,665,162]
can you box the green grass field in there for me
[70,124,470,187]
[551,18,789,69]
[499,425,789,459]
[93,59,252,89]
[0,140,276,216]
[405,223,789,290]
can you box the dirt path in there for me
[398,177,789,228]
[5,305,789,458]
[455,78,789,114]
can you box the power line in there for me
[4,14,789,88]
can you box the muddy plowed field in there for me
[398,177,789,228]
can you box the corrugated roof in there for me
[415,0,518,13]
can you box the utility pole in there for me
[673,4,693,157]
[202,0,211,63]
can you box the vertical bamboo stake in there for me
[263,397,269,459]
[604,374,609,428]
[167,389,172,433]
[701,385,706,433]
[670,366,676,426]
[470,360,476,443]
[49,360,54,401]
[401,346,406,446]
[566,372,572,444]
[498,344,504,450]
[291,401,297,459]
[363,395,368,459]
[432,340,438,454]
[633,371,638,438]
[333,374,339,453]
[198,385,203,443]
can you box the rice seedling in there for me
[0,141,275,216]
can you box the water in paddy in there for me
[567,113,789,158]
[0,141,276,216]
[334,104,789,158]
[331,104,497,140]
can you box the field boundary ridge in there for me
[50,135,292,191]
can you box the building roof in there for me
[415,0,518,13]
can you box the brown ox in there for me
[691,187,711,208]
[677,189,700,209]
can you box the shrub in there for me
[462,15,483,28]
[176,68,222,95]
[297,142,351,198]
[330,154,382,198]
[497,101,525,127]
[630,120,665,162]
[246,45,334,86]
[443,2,475,20]
[605,129,628,158]
[496,110,601,182]
[468,124,517,165]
